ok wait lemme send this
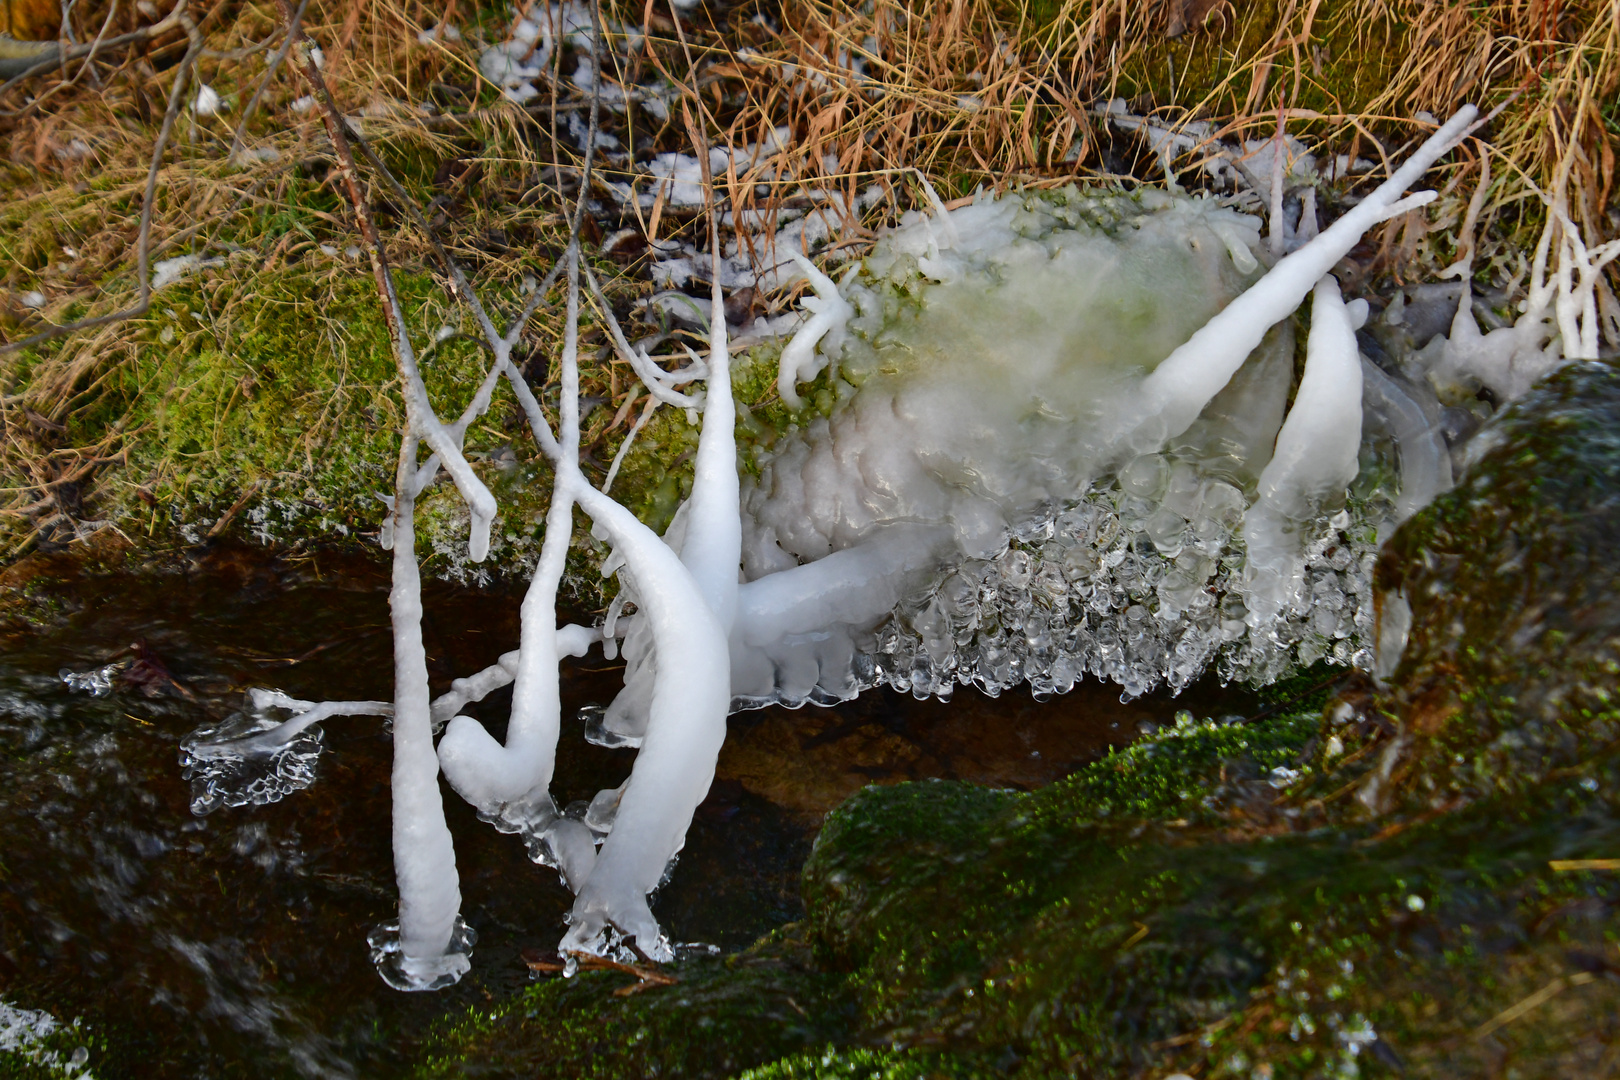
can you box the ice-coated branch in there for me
[499,305,731,958]
[491,207,740,956]
[558,478,729,959]
[1122,106,1477,453]
[271,0,481,988]
[185,693,393,759]
[558,232,740,957]
[602,394,660,494]
[1553,210,1620,361]
[274,2,498,563]
[1435,152,1619,401]
[776,252,855,408]
[184,636,602,764]
[676,245,742,627]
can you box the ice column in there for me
[377,433,471,991]
[1242,275,1364,625]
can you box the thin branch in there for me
[273,0,497,558]
[0,4,186,101]
[226,0,313,163]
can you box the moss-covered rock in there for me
[416,927,853,1079]
[1360,358,1620,813]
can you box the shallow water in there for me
[0,540,1263,1078]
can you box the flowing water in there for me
[0,539,1262,1078]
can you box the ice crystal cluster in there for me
[722,187,1397,710]
[856,489,1383,706]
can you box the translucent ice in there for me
[726,109,1475,705]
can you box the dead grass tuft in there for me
[0,0,1615,556]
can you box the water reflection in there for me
[0,540,1258,1077]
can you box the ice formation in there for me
[179,99,1620,985]
[0,999,92,1077]
[1424,153,1620,401]
[587,110,1485,734]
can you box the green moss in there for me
[733,1046,972,1079]
[420,692,1619,1078]
[415,929,853,1080]
[1359,360,1620,809]
[91,264,553,551]
[798,734,1620,1078]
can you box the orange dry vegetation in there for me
[0,0,1615,552]
[663,0,1618,246]
[1,0,58,40]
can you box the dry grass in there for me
[0,0,1615,553]
[670,0,1618,232]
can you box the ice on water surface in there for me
[59,662,125,698]
[367,916,476,992]
[179,692,327,815]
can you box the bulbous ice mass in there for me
[190,107,1511,976]
[745,188,1269,577]
[588,109,1482,725]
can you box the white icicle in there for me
[1258,276,1364,516]
[1241,275,1364,625]
[558,479,730,958]
[679,273,742,628]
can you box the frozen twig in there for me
[582,264,702,408]
[1122,105,1477,452]
[602,394,660,494]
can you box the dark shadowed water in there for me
[0,541,1260,1078]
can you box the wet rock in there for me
[718,710,942,815]
[1360,358,1620,813]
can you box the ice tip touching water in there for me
[164,101,1612,989]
